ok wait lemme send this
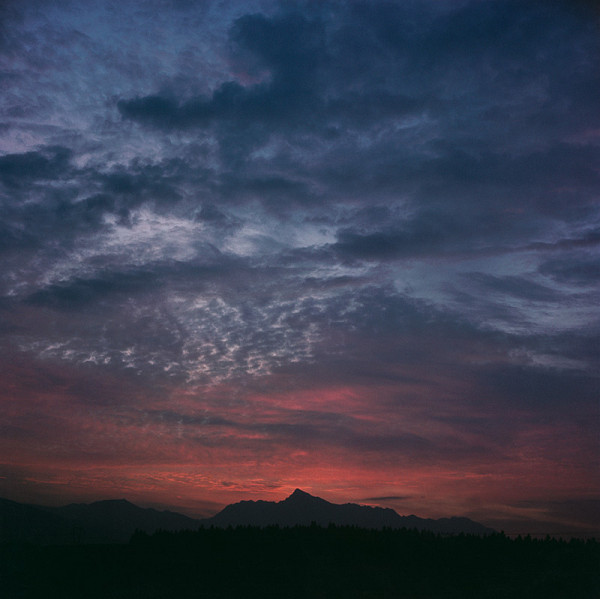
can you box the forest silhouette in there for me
[2,524,598,598]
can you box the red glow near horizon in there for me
[1,356,596,535]
[1,0,599,544]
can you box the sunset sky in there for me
[1,0,598,536]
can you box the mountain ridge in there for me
[0,496,199,544]
[0,489,494,544]
[201,489,495,535]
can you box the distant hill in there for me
[0,497,199,544]
[201,488,495,535]
[0,497,76,545]
[0,489,494,544]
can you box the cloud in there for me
[117,12,325,129]
[0,0,598,524]
[462,273,562,303]
[539,252,600,287]
[362,496,413,503]
[476,363,599,411]
[0,146,73,188]
[24,269,163,311]
[332,212,465,261]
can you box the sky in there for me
[0,0,598,536]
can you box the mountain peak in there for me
[284,488,318,503]
[291,488,312,498]
[281,489,333,508]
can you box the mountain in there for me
[0,497,76,545]
[201,489,495,535]
[0,490,494,544]
[47,498,200,542]
[0,497,199,544]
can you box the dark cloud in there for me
[526,229,600,253]
[118,12,325,131]
[0,146,72,188]
[18,255,249,318]
[230,11,325,91]
[0,193,118,254]
[515,330,600,370]
[24,270,163,311]
[117,2,600,130]
[332,212,465,260]
[116,4,431,159]
[539,253,600,287]
[477,364,598,410]
[463,273,562,303]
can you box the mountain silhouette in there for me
[1,490,494,544]
[0,497,198,544]
[0,497,76,545]
[202,489,495,534]
[48,498,199,542]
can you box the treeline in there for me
[2,524,598,598]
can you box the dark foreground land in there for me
[2,526,598,598]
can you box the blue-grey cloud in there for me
[117,12,326,129]
[477,364,598,411]
[463,273,562,303]
[0,146,73,188]
[539,253,600,287]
